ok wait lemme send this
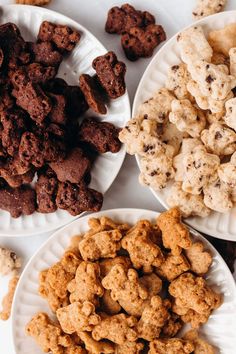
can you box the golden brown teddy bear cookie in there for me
[156,208,192,255]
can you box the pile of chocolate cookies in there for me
[0,21,126,218]
[105,3,166,61]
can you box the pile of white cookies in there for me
[120,24,236,218]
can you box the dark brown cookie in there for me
[47,93,68,126]
[56,181,103,216]
[49,147,91,184]
[65,85,88,120]
[0,163,35,188]
[79,74,107,114]
[2,154,31,176]
[78,117,121,153]
[0,184,36,218]
[0,88,14,112]
[92,51,126,99]
[0,108,28,156]
[35,168,58,213]
[44,79,88,120]
[37,21,81,52]
[121,24,166,61]
[12,81,52,124]
[31,42,63,67]
[27,63,57,84]
[105,4,155,34]
[43,77,68,94]
[0,48,4,68]
[19,131,65,168]
[0,23,31,70]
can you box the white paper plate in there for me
[133,10,236,241]
[12,208,236,354]
[0,5,130,237]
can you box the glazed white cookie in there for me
[139,153,175,190]
[177,26,213,65]
[167,182,211,218]
[137,88,175,123]
[203,179,233,213]
[165,63,191,100]
[201,122,236,155]
[169,99,206,138]
[182,146,220,194]
[192,0,227,20]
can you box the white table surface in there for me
[0,0,236,352]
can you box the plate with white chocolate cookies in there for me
[120,10,236,241]
[12,208,236,354]
[0,5,130,236]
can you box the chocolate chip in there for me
[171,65,179,72]
[215,131,222,139]
[206,75,214,83]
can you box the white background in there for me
[0,0,236,353]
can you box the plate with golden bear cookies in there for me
[0,5,130,236]
[120,10,236,241]
[12,208,236,354]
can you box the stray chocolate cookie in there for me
[79,74,107,114]
[105,3,155,34]
[93,51,126,99]
[121,24,166,61]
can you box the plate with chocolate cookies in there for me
[0,5,130,236]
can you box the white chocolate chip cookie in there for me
[206,110,225,124]
[139,152,175,190]
[119,118,164,156]
[182,146,220,194]
[137,88,175,123]
[188,60,236,101]
[224,97,236,130]
[161,121,187,155]
[165,63,191,100]
[177,26,213,65]
[218,152,236,190]
[187,79,233,113]
[173,138,203,182]
[229,47,236,76]
[203,179,233,213]
[167,182,211,217]
[201,122,236,155]
[192,0,226,20]
[169,99,206,138]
